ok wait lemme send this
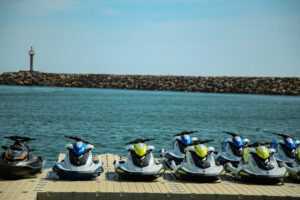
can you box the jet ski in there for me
[284,148,300,182]
[226,141,286,184]
[216,131,249,168]
[114,138,164,181]
[0,136,46,179]
[170,139,224,181]
[52,136,103,180]
[160,131,198,167]
[271,132,300,182]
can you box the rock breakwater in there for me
[0,71,299,95]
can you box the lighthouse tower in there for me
[29,46,35,72]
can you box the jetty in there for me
[1,71,299,96]
[0,153,299,200]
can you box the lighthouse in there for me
[29,46,35,72]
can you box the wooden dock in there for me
[0,153,299,200]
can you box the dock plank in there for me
[1,154,300,200]
[235,184,255,195]
[126,182,138,193]
[48,181,63,200]
[199,183,215,194]
[1,181,20,200]
[106,154,115,172]
[185,183,199,194]
[119,182,132,200]
[100,154,107,167]
[74,181,85,200]
[8,180,27,200]
[193,183,210,194]
[90,181,98,192]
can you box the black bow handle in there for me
[125,138,155,145]
[173,131,198,137]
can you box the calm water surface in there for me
[0,85,299,168]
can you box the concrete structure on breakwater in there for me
[0,71,299,95]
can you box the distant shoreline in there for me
[0,71,299,95]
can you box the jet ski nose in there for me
[73,142,86,156]
[137,143,144,149]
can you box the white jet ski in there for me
[114,138,164,181]
[216,131,249,168]
[226,141,286,184]
[52,136,103,180]
[160,131,198,168]
[171,139,224,182]
[271,132,300,182]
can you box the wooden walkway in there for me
[0,153,299,200]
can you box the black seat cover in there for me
[69,150,89,166]
[190,151,211,169]
[9,144,25,151]
[176,140,187,154]
[229,142,243,157]
[280,143,296,159]
[130,150,151,167]
[252,153,274,170]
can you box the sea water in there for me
[0,85,299,168]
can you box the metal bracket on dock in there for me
[238,194,243,199]
[96,191,101,196]
[166,192,171,198]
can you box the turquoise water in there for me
[0,85,299,168]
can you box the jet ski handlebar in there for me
[4,136,36,142]
[223,131,243,138]
[125,138,155,145]
[189,139,214,146]
[64,136,93,145]
[248,141,272,147]
[272,132,296,140]
[174,131,198,136]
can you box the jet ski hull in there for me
[0,156,45,179]
[283,164,300,183]
[116,167,163,181]
[115,160,164,181]
[172,157,224,182]
[226,162,286,184]
[174,167,222,182]
[237,169,285,184]
[217,153,241,168]
[52,164,103,180]
[164,151,184,165]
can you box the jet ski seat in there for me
[9,145,24,151]
[176,139,187,154]
[130,150,151,167]
[280,143,296,159]
[228,142,243,157]
[69,150,90,166]
[252,153,274,170]
[190,151,211,169]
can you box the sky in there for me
[0,0,300,77]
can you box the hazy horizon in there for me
[1,0,300,77]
